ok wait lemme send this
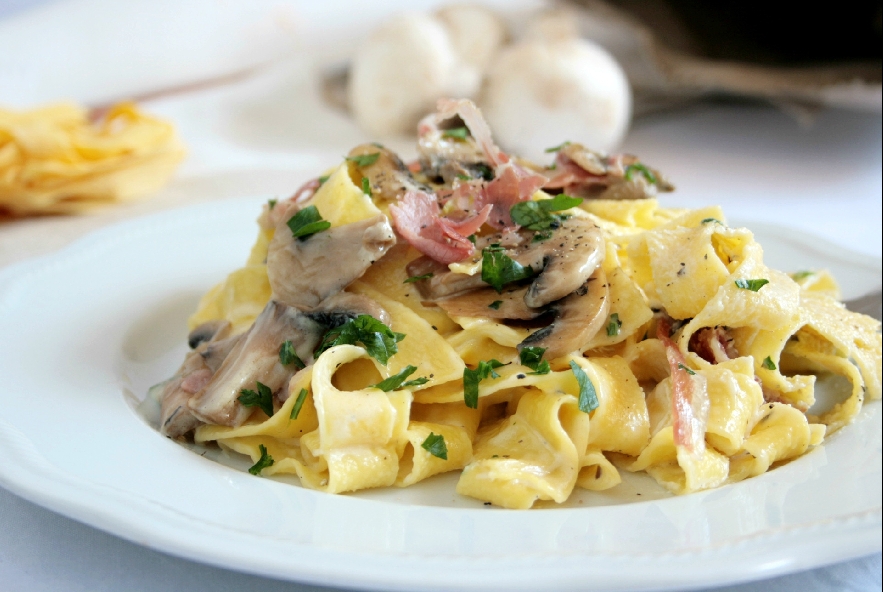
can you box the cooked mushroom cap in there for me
[267,213,396,310]
[518,267,610,359]
[481,38,632,162]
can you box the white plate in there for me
[0,197,880,592]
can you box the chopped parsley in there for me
[370,365,429,391]
[488,300,503,310]
[474,163,494,181]
[677,363,696,376]
[570,361,598,413]
[467,234,477,244]
[510,194,582,231]
[456,173,472,181]
[624,163,657,184]
[532,229,553,243]
[421,432,448,460]
[315,314,405,365]
[346,153,380,167]
[791,270,814,280]
[606,313,622,337]
[279,340,305,369]
[317,174,330,185]
[248,444,274,475]
[544,141,571,153]
[481,244,533,292]
[734,278,770,292]
[268,198,277,210]
[464,359,504,409]
[290,388,308,420]
[403,273,433,284]
[238,382,274,417]
[520,346,550,375]
[442,126,469,140]
[287,205,331,240]
[361,177,371,196]
[762,356,777,371]
[701,217,723,225]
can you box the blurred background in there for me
[0,1,880,591]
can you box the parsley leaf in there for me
[532,230,553,243]
[442,127,469,140]
[463,359,504,409]
[287,205,331,240]
[791,270,814,280]
[606,313,622,337]
[248,444,274,475]
[677,363,696,376]
[456,173,472,181]
[519,346,550,374]
[734,278,769,292]
[510,195,583,231]
[370,365,429,391]
[488,300,503,310]
[290,388,308,420]
[421,432,448,460]
[403,273,433,284]
[570,361,598,413]
[701,217,723,225]
[361,177,371,196]
[279,340,305,369]
[346,153,380,167]
[467,234,477,244]
[481,244,533,292]
[624,163,657,184]
[317,175,329,185]
[268,198,277,210]
[544,141,570,153]
[238,382,274,417]
[762,356,777,371]
[315,314,405,365]
[474,163,494,181]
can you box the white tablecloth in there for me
[0,1,880,591]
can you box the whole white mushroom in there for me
[435,4,507,93]
[348,13,460,137]
[481,37,632,162]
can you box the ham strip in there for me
[657,318,709,455]
[389,190,491,264]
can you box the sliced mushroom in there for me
[161,326,241,439]
[187,320,232,349]
[160,352,211,439]
[305,291,391,327]
[268,213,396,310]
[186,301,326,428]
[407,216,605,309]
[186,294,391,429]
[512,216,605,308]
[518,268,610,359]
[434,285,541,320]
[348,144,427,203]
[406,255,486,300]
[546,142,674,200]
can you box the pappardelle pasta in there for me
[155,99,881,508]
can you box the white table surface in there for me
[0,1,880,591]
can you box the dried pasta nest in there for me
[0,102,185,216]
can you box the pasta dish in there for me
[153,99,881,509]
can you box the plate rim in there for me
[0,195,880,592]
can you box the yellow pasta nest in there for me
[178,160,882,509]
[0,102,185,215]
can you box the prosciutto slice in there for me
[657,318,709,455]
[389,190,491,264]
